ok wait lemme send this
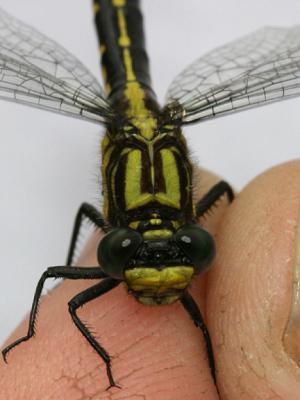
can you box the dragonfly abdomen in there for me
[94,0,152,97]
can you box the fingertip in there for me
[208,160,300,399]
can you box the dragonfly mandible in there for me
[1,0,300,389]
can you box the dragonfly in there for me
[2,0,300,389]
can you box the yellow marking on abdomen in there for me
[117,9,131,47]
[112,0,125,6]
[112,0,157,140]
[124,82,157,140]
[123,50,135,81]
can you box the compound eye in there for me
[174,224,215,273]
[97,228,143,279]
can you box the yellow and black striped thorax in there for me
[101,129,194,226]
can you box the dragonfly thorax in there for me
[101,124,194,225]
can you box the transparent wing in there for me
[164,26,300,125]
[0,7,112,125]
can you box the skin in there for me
[1,160,300,400]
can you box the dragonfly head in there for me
[97,224,215,305]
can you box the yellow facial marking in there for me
[149,218,162,225]
[142,229,173,240]
[125,266,194,294]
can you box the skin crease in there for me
[1,161,300,399]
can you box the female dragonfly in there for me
[2,0,300,389]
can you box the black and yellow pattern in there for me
[94,0,152,96]
[94,0,196,304]
[5,1,300,387]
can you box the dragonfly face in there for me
[98,223,215,305]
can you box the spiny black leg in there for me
[2,266,107,362]
[68,278,121,389]
[67,202,108,265]
[181,291,216,383]
[196,180,234,218]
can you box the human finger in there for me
[208,160,300,399]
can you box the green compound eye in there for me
[98,228,143,279]
[174,224,215,273]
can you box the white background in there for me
[1,0,300,343]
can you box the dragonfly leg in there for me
[2,266,107,362]
[68,278,121,389]
[67,202,108,265]
[180,291,216,383]
[196,180,234,218]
